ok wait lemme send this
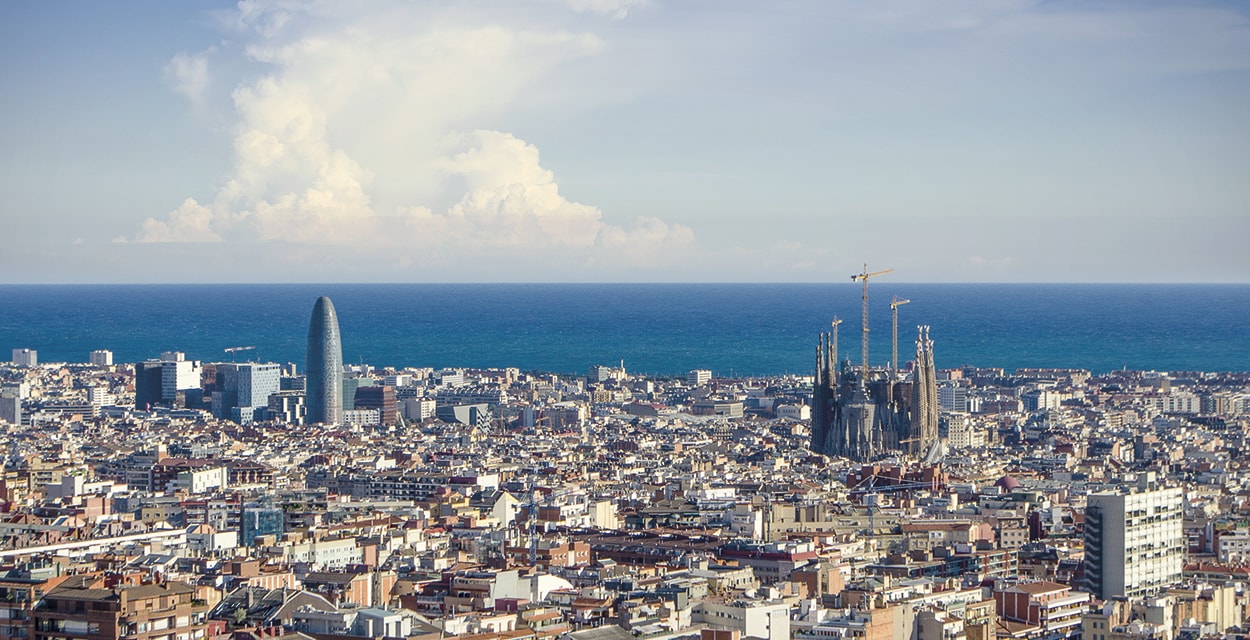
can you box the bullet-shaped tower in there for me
[306,296,343,425]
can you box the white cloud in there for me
[164,50,211,104]
[134,1,691,271]
[135,198,221,243]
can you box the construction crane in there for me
[850,264,893,381]
[223,346,256,362]
[890,297,910,382]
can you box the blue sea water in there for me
[0,283,1247,376]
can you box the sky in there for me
[1,0,1248,283]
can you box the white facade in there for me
[177,467,229,494]
[89,350,113,366]
[1151,392,1201,414]
[265,537,362,568]
[1084,478,1184,599]
[939,385,968,412]
[688,369,712,386]
[1218,530,1250,563]
[11,349,36,366]
[161,357,202,404]
[343,408,381,426]
[87,386,115,408]
[945,413,986,449]
[697,598,790,640]
[403,398,437,421]
[776,404,810,420]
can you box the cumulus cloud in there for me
[132,0,692,270]
[135,198,221,243]
[164,50,212,104]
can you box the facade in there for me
[588,364,625,383]
[402,398,437,421]
[0,569,66,640]
[268,391,305,425]
[811,326,939,461]
[241,502,286,546]
[212,362,281,423]
[945,414,987,449]
[133,362,164,410]
[994,581,1089,640]
[0,396,19,426]
[34,578,208,640]
[1083,476,1184,599]
[305,296,344,425]
[88,350,113,366]
[688,370,712,386]
[910,327,939,453]
[692,400,744,418]
[176,467,228,494]
[159,353,202,407]
[10,350,36,367]
[354,385,397,425]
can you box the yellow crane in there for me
[890,297,911,382]
[850,264,893,381]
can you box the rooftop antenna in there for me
[850,264,893,383]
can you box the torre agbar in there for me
[306,296,344,425]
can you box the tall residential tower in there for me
[1083,474,1184,599]
[306,296,343,425]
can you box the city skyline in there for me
[2,1,1249,284]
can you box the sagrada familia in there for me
[811,325,939,462]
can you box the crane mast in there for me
[850,264,893,383]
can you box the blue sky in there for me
[2,0,1248,283]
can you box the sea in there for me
[0,283,1247,377]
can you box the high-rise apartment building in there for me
[134,361,164,410]
[10,349,36,367]
[939,384,968,412]
[306,296,343,425]
[89,350,113,366]
[159,352,202,407]
[1083,474,1184,599]
[355,385,397,425]
[213,362,281,424]
[0,396,19,425]
[268,390,305,424]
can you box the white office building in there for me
[11,349,36,366]
[688,369,713,386]
[160,352,202,405]
[89,350,113,366]
[939,384,968,412]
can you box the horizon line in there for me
[1,280,1249,286]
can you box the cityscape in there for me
[2,290,1250,640]
[2,3,1249,640]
